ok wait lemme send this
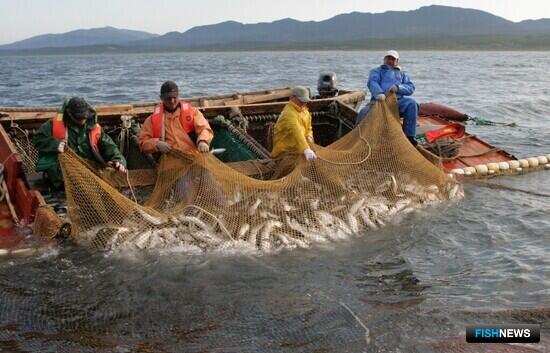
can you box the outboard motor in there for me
[317,72,338,98]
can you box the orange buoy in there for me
[419,103,469,121]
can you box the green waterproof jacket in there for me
[33,100,126,189]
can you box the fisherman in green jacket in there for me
[33,97,127,190]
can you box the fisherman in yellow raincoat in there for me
[271,86,316,160]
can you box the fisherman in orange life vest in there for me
[33,97,127,190]
[138,81,213,155]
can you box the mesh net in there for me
[57,96,463,251]
[11,130,39,175]
[32,204,67,239]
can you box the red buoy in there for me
[419,103,468,121]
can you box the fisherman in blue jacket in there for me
[357,50,418,145]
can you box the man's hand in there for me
[108,161,127,174]
[197,141,210,153]
[388,85,398,93]
[375,93,386,101]
[303,148,317,161]
[156,141,172,154]
[57,141,66,153]
[306,136,314,145]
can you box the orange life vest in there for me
[51,113,102,149]
[150,100,195,139]
[425,123,465,143]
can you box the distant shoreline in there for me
[3,35,550,55]
[2,46,550,56]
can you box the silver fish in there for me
[426,185,439,194]
[237,223,250,239]
[448,183,461,199]
[136,208,165,226]
[190,230,221,247]
[286,215,326,242]
[390,175,398,194]
[248,199,262,215]
[134,230,152,249]
[248,223,264,246]
[272,232,291,246]
[259,210,279,219]
[315,211,350,240]
[346,213,359,234]
[350,198,365,215]
[310,199,320,210]
[282,200,298,212]
[359,209,378,230]
[178,216,211,233]
[260,220,282,251]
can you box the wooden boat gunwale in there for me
[0,87,521,241]
[0,90,366,234]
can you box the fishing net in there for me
[57,95,463,251]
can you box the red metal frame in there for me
[0,124,41,227]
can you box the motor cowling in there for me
[317,72,338,98]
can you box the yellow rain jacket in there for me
[271,101,313,158]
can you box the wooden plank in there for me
[95,104,133,114]
[241,89,292,105]
[0,91,364,128]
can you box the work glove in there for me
[197,141,210,153]
[388,85,398,93]
[156,141,172,154]
[375,93,386,102]
[108,161,127,174]
[57,141,66,153]
[303,148,317,161]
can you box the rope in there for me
[9,116,32,148]
[249,160,264,179]
[0,161,20,224]
[125,172,138,204]
[339,301,370,346]
[183,204,234,240]
[467,116,517,127]
[315,122,372,165]
[1,152,17,167]
[423,137,463,160]
[467,179,550,198]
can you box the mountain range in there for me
[2,5,550,53]
[1,26,157,50]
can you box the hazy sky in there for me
[1,0,548,44]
